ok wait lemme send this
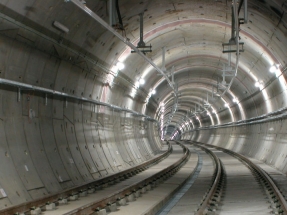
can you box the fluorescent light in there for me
[224,103,229,107]
[269,64,280,73]
[53,21,69,33]
[269,65,277,73]
[116,62,125,70]
[135,81,140,88]
[255,81,264,89]
[111,66,118,73]
[232,98,239,103]
[139,78,145,85]
[151,89,156,95]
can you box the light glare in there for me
[232,98,239,103]
[269,65,277,73]
[139,78,145,85]
[135,81,140,88]
[111,66,118,73]
[116,62,125,70]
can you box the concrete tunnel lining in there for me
[0,0,287,212]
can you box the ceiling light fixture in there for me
[139,78,145,85]
[255,81,263,89]
[269,64,279,73]
[151,89,156,95]
[116,61,125,70]
[232,98,239,103]
[111,66,118,73]
[111,65,118,73]
[53,21,69,33]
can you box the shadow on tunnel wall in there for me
[183,120,287,175]
[0,35,164,209]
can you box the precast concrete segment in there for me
[212,149,271,215]
[109,144,199,215]
[41,143,185,215]
[0,142,168,214]
[167,148,215,214]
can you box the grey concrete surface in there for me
[1,0,287,213]
[167,149,215,215]
[109,144,199,215]
[165,147,272,215]
[41,144,185,215]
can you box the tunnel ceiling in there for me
[1,0,287,138]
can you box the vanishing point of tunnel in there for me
[0,0,287,214]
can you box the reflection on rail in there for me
[186,141,287,215]
[64,142,190,215]
[3,142,193,215]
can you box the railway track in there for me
[186,141,287,215]
[3,142,192,215]
[6,140,287,215]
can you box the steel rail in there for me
[191,141,287,214]
[189,142,223,215]
[63,142,190,215]
[0,142,172,215]
[223,149,287,214]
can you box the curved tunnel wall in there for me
[183,117,287,174]
[0,34,163,209]
[181,64,287,175]
[1,0,287,212]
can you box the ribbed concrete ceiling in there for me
[1,0,287,138]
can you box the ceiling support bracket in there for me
[131,13,152,54]
[217,0,248,98]
[65,0,174,91]
[109,0,117,27]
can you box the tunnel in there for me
[0,0,287,214]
